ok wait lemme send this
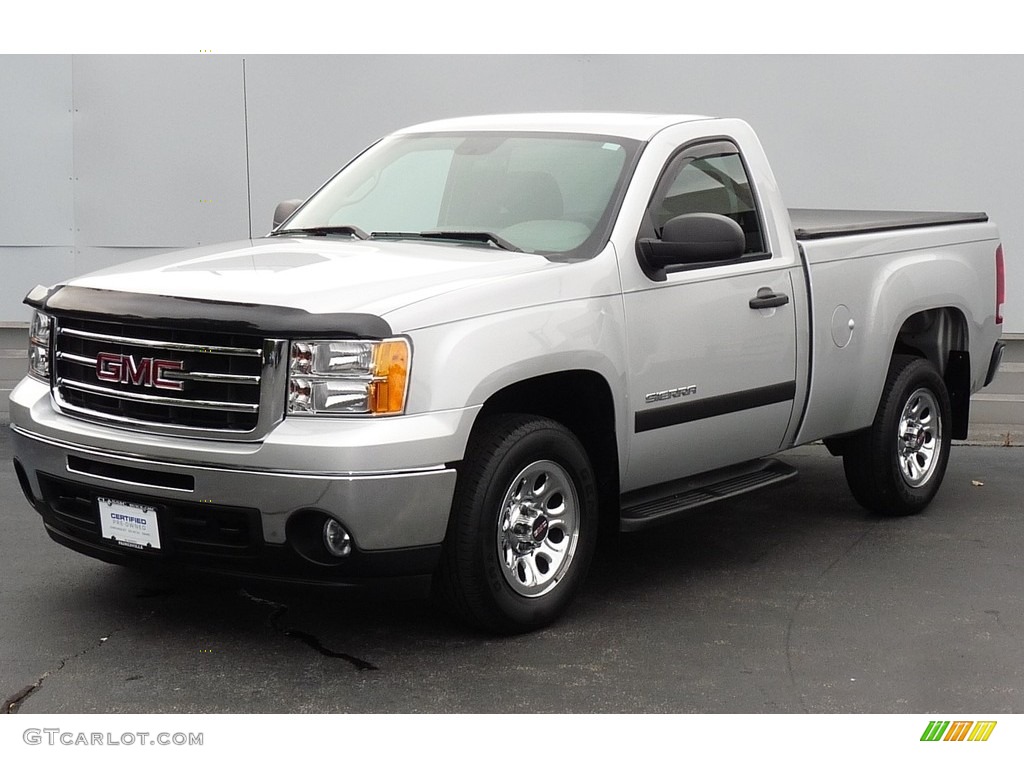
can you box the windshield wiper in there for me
[422,230,522,252]
[272,225,369,240]
[369,230,522,252]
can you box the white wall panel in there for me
[0,55,74,247]
[72,55,250,247]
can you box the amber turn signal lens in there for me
[370,339,410,414]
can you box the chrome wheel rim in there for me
[897,387,941,488]
[496,460,580,598]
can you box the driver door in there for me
[622,139,799,491]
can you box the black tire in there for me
[842,355,952,516]
[433,414,598,634]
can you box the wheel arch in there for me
[825,305,970,455]
[891,306,971,439]
[473,369,621,531]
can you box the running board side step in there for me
[619,458,798,532]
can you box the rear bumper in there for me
[985,340,1006,387]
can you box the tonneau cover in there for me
[790,208,988,241]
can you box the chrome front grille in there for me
[52,317,286,438]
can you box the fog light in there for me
[322,518,352,558]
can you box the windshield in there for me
[279,132,643,258]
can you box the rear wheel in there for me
[842,355,952,515]
[433,415,598,633]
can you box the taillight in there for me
[996,244,1005,325]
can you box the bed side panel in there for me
[795,222,1000,444]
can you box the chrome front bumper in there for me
[9,377,475,583]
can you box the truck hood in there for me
[66,237,561,320]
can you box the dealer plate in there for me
[98,497,161,550]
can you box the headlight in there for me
[287,338,410,416]
[28,311,53,382]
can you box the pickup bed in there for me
[9,113,1005,632]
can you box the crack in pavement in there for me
[2,581,175,714]
[783,524,876,713]
[2,632,120,714]
[3,684,39,715]
[2,582,178,714]
[6,587,377,713]
[239,590,378,671]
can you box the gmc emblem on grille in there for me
[95,352,185,391]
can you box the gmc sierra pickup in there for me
[9,113,1006,632]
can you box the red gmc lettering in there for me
[95,353,184,391]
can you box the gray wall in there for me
[2,55,1022,329]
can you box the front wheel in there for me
[433,415,598,633]
[842,355,952,516]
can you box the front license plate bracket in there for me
[98,496,162,550]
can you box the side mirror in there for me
[273,199,304,229]
[637,213,745,277]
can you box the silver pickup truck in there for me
[9,113,1006,633]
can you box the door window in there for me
[647,141,767,257]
